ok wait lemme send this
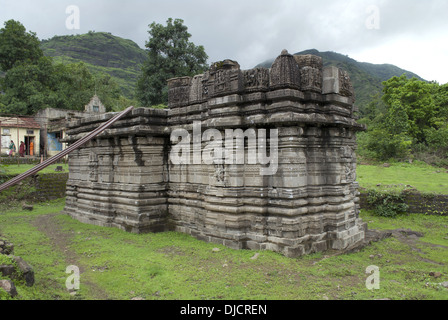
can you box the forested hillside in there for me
[40,32,147,98]
[257,49,425,115]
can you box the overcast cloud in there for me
[1,0,447,83]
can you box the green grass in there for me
[0,163,69,176]
[357,161,448,194]
[0,198,447,300]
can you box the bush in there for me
[367,189,409,218]
[361,128,412,161]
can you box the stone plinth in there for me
[64,50,366,257]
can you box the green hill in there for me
[39,34,425,113]
[40,32,147,99]
[256,49,425,114]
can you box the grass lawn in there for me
[357,161,448,194]
[0,199,447,301]
[0,163,69,175]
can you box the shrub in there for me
[367,189,409,218]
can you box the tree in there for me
[0,20,43,72]
[358,74,448,164]
[0,56,57,115]
[382,75,437,143]
[53,62,121,112]
[0,58,122,115]
[136,18,208,107]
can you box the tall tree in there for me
[136,18,208,107]
[0,20,43,72]
[0,59,122,115]
[382,75,437,143]
[0,56,57,115]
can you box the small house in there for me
[0,117,41,157]
[34,95,106,158]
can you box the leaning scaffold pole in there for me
[0,106,134,192]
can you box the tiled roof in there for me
[0,117,41,129]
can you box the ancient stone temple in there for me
[64,50,367,257]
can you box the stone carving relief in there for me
[189,74,204,103]
[294,54,323,93]
[243,68,270,92]
[208,60,243,97]
[167,76,191,107]
[339,69,354,97]
[88,149,98,182]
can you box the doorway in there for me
[25,136,35,156]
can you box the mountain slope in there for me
[256,49,425,114]
[40,32,147,98]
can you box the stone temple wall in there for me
[64,50,367,257]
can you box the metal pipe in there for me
[0,106,134,192]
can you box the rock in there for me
[0,265,16,278]
[393,229,424,238]
[0,239,14,255]
[440,282,448,288]
[429,272,442,278]
[0,264,16,278]
[365,229,393,243]
[22,205,33,211]
[383,163,390,168]
[132,297,145,300]
[11,256,34,286]
[212,248,220,253]
[0,280,18,298]
[250,253,260,260]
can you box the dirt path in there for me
[32,213,110,300]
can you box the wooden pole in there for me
[0,120,2,165]
[0,106,134,192]
[17,117,19,167]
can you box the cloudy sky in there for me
[1,0,447,84]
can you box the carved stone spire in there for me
[269,50,301,89]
